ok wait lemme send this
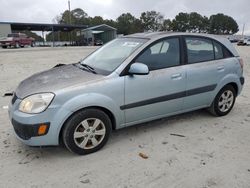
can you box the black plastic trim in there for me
[120,84,217,110]
[11,93,18,104]
[11,119,50,140]
[240,77,245,85]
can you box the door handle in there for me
[217,66,225,71]
[171,73,182,79]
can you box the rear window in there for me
[213,41,224,59]
[223,47,233,58]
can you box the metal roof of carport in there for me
[82,24,117,32]
[0,22,88,31]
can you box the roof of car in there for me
[124,32,239,56]
[126,31,221,39]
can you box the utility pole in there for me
[68,0,72,45]
[242,23,245,38]
[68,0,71,24]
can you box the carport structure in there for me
[81,24,117,45]
[0,22,88,46]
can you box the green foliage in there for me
[160,19,172,31]
[171,12,190,32]
[209,13,239,34]
[90,16,104,26]
[46,8,239,41]
[116,13,143,35]
[170,12,238,34]
[171,12,209,33]
[189,12,208,33]
[140,11,164,31]
[58,9,90,25]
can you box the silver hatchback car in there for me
[9,32,244,155]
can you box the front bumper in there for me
[11,119,50,140]
[240,77,245,85]
[8,95,70,146]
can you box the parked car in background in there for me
[94,39,103,46]
[237,40,245,46]
[0,33,35,48]
[227,36,239,43]
[9,32,244,155]
[229,38,239,43]
[246,38,250,46]
[237,38,250,46]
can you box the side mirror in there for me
[128,63,149,75]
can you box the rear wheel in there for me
[62,109,112,155]
[208,85,236,116]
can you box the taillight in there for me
[238,58,244,71]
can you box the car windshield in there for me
[80,38,148,74]
[7,34,19,37]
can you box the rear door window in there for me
[185,37,214,64]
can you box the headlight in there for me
[19,93,54,114]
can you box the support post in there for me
[42,31,45,46]
[52,26,55,47]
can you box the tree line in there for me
[47,8,239,41]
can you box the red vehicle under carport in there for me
[0,33,34,48]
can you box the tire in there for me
[14,42,19,48]
[62,109,112,155]
[208,85,236,116]
[2,46,7,49]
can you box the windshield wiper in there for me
[75,62,97,74]
[81,63,96,74]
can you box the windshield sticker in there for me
[122,42,140,47]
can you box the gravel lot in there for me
[0,46,250,188]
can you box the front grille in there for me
[11,93,18,104]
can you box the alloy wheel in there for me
[73,118,106,149]
[218,90,234,112]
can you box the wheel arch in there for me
[58,106,116,145]
[209,75,241,108]
[226,82,238,95]
[216,74,242,96]
[216,82,239,97]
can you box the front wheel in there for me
[14,42,19,48]
[208,85,236,116]
[62,109,112,155]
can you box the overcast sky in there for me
[0,0,249,34]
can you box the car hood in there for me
[15,64,104,99]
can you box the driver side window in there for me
[136,38,180,71]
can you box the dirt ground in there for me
[0,46,250,188]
